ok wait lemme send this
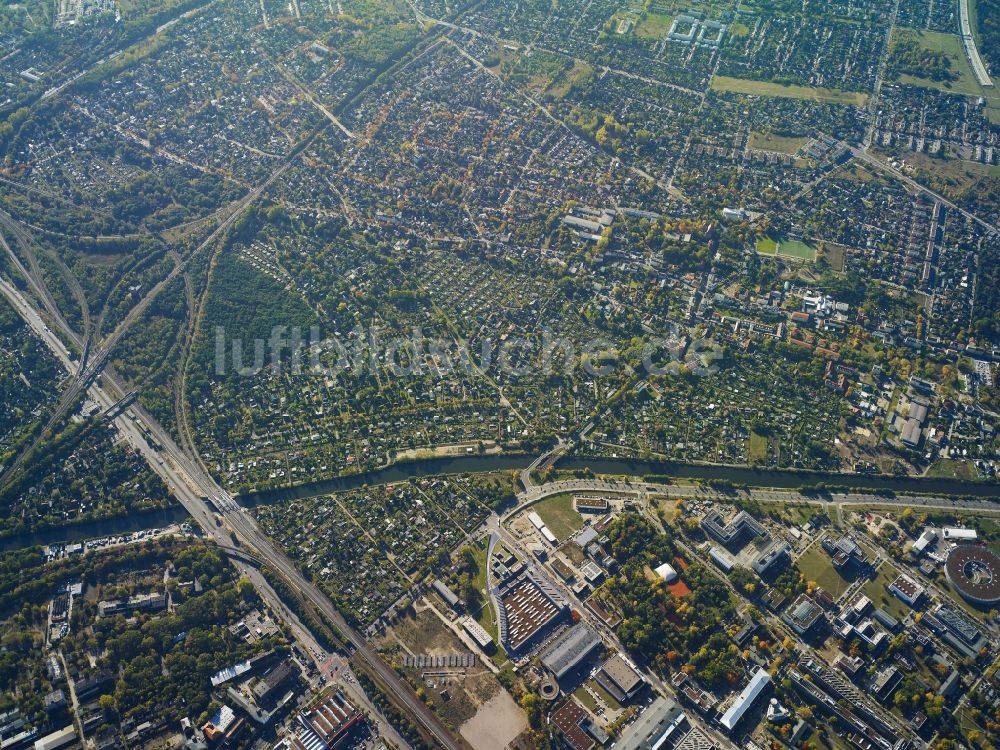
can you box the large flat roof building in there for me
[783,594,825,636]
[540,624,603,680]
[719,669,771,732]
[595,654,644,703]
[462,617,494,651]
[33,727,77,750]
[498,572,568,655]
[274,692,361,750]
[433,580,460,610]
[252,660,297,704]
[887,573,924,608]
[944,545,1000,605]
[615,696,687,750]
[701,510,767,551]
[551,701,596,750]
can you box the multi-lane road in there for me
[0,272,466,750]
[518,476,1000,515]
[4,196,1000,750]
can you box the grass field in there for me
[748,131,809,154]
[756,235,816,261]
[636,11,673,39]
[860,564,911,620]
[546,59,594,99]
[890,150,1000,200]
[892,28,986,96]
[796,546,852,598]
[822,243,847,272]
[748,431,769,461]
[779,239,817,261]
[926,457,979,480]
[532,493,585,540]
[756,236,778,255]
[711,75,869,106]
[470,538,505,663]
[502,49,569,94]
[573,685,598,711]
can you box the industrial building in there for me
[462,617,494,651]
[32,727,77,750]
[922,602,987,658]
[942,527,978,543]
[528,511,559,545]
[252,660,298,704]
[911,528,937,556]
[540,623,603,680]
[616,697,687,750]
[550,700,598,750]
[497,572,568,655]
[573,496,609,514]
[432,580,461,611]
[595,654,644,703]
[273,692,361,750]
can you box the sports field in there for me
[711,75,869,106]
[756,236,816,261]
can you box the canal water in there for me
[5,454,998,551]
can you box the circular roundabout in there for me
[944,545,1000,605]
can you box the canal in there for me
[5,454,998,551]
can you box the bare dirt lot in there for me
[459,690,529,750]
[379,605,523,729]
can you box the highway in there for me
[959,0,993,88]
[0,277,466,750]
[517,477,1000,514]
[7,253,998,750]
[0,122,314,487]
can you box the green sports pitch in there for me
[756,236,816,261]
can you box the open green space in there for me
[546,59,594,99]
[860,564,911,620]
[778,239,817,261]
[471,539,501,647]
[589,678,624,710]
[796,546,852,598]
[636,11,673,38]
[756,236,778,255]
[711,75,869,106]
[890,27,1000,122]
[756,235,816,261]
[532,493,585,540]
[892,28,987,96]
[748,431,769,461]
[748,131,809,154]
[926,457,979,480]
[573,685,598,711]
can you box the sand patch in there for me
[459,690,527,750]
